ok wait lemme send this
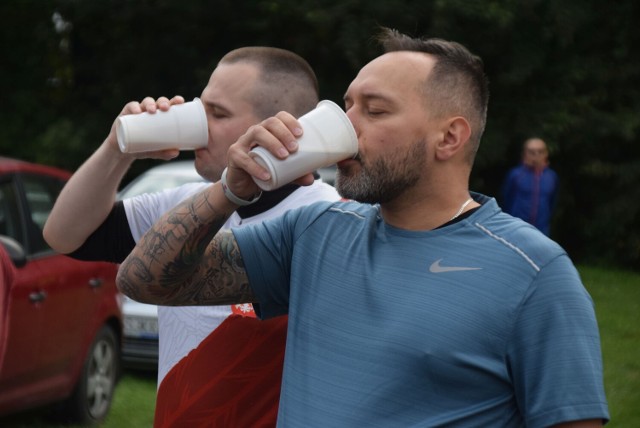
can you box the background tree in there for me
[1,0,638,269]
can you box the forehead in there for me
[346,52,434,102]
[201,62,260,107]
[525,139,547,151]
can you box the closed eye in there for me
[206,103,231,119]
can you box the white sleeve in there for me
[123,182,212,242]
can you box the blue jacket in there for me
[502,164,558,236]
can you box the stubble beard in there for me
[336,140,427,204]
[194,152,225,183]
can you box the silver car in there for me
[117,161,206,369]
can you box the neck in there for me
[379,163,479,230]
[380,187,478,231]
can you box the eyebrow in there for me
[343,91,397,105]
[203,100,232,115]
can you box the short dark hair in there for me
[219,47,319,119]
[377,28,489,161]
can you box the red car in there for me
[0,156,122,424]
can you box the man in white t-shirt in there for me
[44,47,339,427]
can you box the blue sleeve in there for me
[507,255,609,427]
[232,201,334,319]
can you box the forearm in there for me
[43,141,134,253]
[116,181,257,306]
[44,96,185,253]
[117,109,304,305]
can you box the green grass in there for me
[0,371,157,427]
[102,371,157,428]
[1,265,639,427]
[579,265,640,426]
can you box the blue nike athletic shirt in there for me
[233,193,609,427]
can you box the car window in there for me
[21,175,64,254]
[119,175,199,198]
[0,181,22,244]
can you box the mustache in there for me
[337,155,362,169]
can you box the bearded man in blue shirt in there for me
[117,29,609,427]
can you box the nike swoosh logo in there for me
[429,259,482,273]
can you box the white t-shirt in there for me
[124,180,340,384]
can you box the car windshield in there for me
[119,175,202,198]
[117,162,206,199]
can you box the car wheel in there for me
[54,325,120,425]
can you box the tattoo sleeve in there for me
[117,187,257,306]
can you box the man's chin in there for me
[336,180,366,203]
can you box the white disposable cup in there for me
[249,100,358,191]
[116,98,208,153]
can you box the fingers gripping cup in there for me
[116,98,208,153]
[249,100,358,191]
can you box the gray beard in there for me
[336,140,427,204]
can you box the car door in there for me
[0,170,110,400]
[17,173,104,384]
[0,176,45,392]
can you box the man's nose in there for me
[345,108,359,136]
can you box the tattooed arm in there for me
[116,181,257,306]
[117,110,313,306]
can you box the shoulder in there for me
[544,167,559,179]
[471,196,566,272]
[123,181,211,204]
[289,200,380,236]
[260,200,376,232]
[239,180,341,226]
[323,200,379,219]
[123,182,212,236]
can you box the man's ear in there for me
[435,117,471,161]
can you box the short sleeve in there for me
[233,201,334,319]
[507,255,609,427]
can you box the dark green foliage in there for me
[1,0,638,269]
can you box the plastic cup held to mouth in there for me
[249,100,358,191]
[116,98,208,153]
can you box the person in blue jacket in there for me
[502,137,558,235]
